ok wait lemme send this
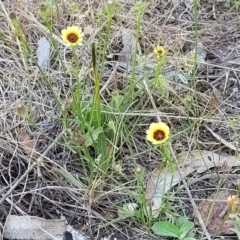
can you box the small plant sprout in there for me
[114,163,122,173]
[227,195,238,207]
[69,2,79,13]
[154,46,165,58]
[146,122,170,145]
[228,195,240,237]
[153,46,167,90]
[61,26,84,47]
[227,195,239,212]
[105,0,117,16]
[15,102,27,118]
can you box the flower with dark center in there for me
[154,46,165,58]
[146,122,169,144]
[61,26,84,46]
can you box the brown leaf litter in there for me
[18,130,37,156]
[193,190,236,235]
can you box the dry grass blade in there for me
[0,1,28,71]
[205,125,239,152]
[0,162,37,205]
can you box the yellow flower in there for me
[146,122,169,144]
[61,26,84,46]
[154,46,165,58]
[227,195,238,207]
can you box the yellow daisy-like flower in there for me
[227,195,238,207]
[154,46,165,58]
[61,26,84,47]
[146,122,169,145]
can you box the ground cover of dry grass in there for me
[1,0,240,239]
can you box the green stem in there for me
[192,0,199,114]
[91,43,101,128]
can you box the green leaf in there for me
[112,92,124,111]
[176,217,189,228]
[230,225,240,239]
[179,221,194,239]
[178,73,188,84]
[97,131,110,172]
[108,120,116,134]
[152,221,179,238]
[97,131,108,156]
[85,127,103,147]
[185,228,196,238]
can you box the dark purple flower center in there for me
[67,33,78,43]
[153,130,165,141]
[157,49,163,55]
